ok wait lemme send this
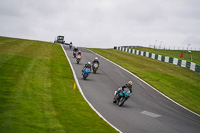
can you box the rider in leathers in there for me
[76,50,82,58]
[82,62,92,72]
[116,81,133,98]
[73,47,79,53]
[92,57,100,66]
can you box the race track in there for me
[63,45,200,133]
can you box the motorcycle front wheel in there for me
[93,69,96,74]
[113,97,116,103]
[83,76,86,80]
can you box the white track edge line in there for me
[60,45,122,133]
[88,49,200,117]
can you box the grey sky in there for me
[0,0,200,50]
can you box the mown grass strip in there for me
[0,36,117,133]
[89,48,200,115]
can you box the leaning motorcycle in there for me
[76,55,82,64]
[92,63,99,74]
[82,68,90,80]
[113,88,131,106]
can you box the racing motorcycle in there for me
[113,88,131,106]
[92,63,99,74]
[82,68,90,80]
[76,55,82,64]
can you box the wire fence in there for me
[119,45,200,51]
[148,45,200,51]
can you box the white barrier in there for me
[151,53,155,59]
[141,51,144,56]
[165,56,169,63]
[146,52,149,57]
[158,55,162,61]
[173,58,178,65]
[181,60,186,67]
[190,62,196,71]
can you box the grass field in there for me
[0,36,117,133]
[133,47,200,65]
[89,48,200,115]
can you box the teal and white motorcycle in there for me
[113,88,131,106]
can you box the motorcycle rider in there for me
[73,46,79,52]
[69,42,72,49]
[82,62,92,72]
[76,50,82,58]
[116,81,133,98]
[73,46,79,57]
[92,57,100,67]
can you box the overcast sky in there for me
[0,0,200,50]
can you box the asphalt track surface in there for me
[63,45,200,133]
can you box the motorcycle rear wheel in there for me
[118,98,126,106]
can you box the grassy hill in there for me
[0,36,117,133]
[89,48,200,115]
[133,47,200,65]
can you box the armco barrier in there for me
[117,46,200,73]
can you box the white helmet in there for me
[88,62,91,65]
[95,57,98,60]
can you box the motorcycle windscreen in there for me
[94,63,98,67]
[123,88,130,94]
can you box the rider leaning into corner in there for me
[92,57,100,66]
[116,81,133,96]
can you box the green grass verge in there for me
[0,36,117,133]
[133,47,200,65]
[89,48,200,115]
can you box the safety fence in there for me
[117,47,200,73]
